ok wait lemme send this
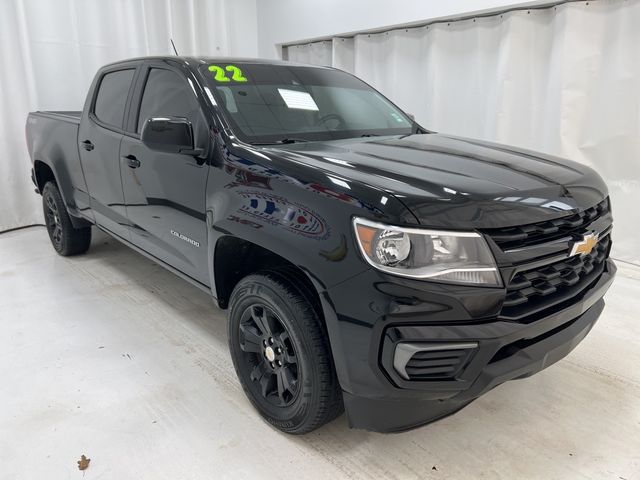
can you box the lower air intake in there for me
[393,342,477,381]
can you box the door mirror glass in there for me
[140,116,199,155]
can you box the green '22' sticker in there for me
[209,65,248,82]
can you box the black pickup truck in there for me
[26,56,615,434]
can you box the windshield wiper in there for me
[250,138,310,145]
[360,133,380,137]
[279,138,310,144]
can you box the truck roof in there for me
[102,56,328,69]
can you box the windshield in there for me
[199,63,414,144]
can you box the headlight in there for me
[353,217,502,286]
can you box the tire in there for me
[42,182,91,256]
[228,271,344,434]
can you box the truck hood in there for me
[269,133,608,229]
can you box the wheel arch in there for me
[213,235,323,317]
[33,159,56,192]
[33,159,91,229]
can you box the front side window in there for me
[137,68,202,133]
[94,69,135,128]
[200,63,414,144]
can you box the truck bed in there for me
[26,110,89,219]
[31,111,82,124]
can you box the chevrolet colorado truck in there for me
[26,56,615,434]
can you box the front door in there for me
[78,67,137,240]
[119,65,210,285]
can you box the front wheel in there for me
[42,182,91,256]
[228,271,343,434]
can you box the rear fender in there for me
[34,159,92,229]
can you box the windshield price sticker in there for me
[209,65,248,83]
[278,88,319,111]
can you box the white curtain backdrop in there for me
[283,40,332,66]
[0,0,256,233]
[285,0,640,266]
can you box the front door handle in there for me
[124,154,141,169]
[81,140,94,151]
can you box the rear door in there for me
[119,61,210,285]
[78,65,138,239]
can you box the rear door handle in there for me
[123,154,140,169]
[81,140,94,151]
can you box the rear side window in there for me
[94,69,135,128]
[137,68,201,133]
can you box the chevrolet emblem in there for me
[569,232,599,257]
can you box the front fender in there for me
[205,136,416,296]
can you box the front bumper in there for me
[322,258,616,432]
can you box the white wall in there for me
[257,0,545,57]
[224,0,259,59]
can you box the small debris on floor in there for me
[432,465,438,471]
[77,455,90,471]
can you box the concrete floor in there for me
[1,227,639,480]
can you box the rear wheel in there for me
[42,182,91,256]
[228,271,343,434]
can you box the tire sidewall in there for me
[42,183,65,254]
[228,277,321,432]
[41,182,91,256]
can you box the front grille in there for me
[500,235,610,321]
[485,198,609,250]
[398,345,476,381]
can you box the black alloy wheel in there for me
[239,304,299,407]
[41,182,92,256]
[44,188,63,250]
[228,270,343,434]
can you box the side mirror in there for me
[140,117,202,156]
